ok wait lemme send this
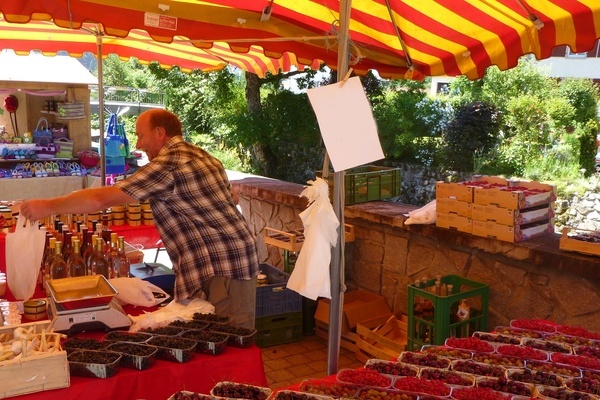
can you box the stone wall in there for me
[233,175,600,336]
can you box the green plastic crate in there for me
[317,165,401,205]
[255,311,303,348]
[407,275,489,351]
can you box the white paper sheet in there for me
[307,76,384,171]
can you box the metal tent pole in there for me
[327,0,352,377]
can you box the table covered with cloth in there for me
[0,223,267,400]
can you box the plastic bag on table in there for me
[128,298,215,332]
[109,277,170,307]
[5,215,46,300]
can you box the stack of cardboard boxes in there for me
[436,176,556,242]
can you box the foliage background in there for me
[94,55,600,201]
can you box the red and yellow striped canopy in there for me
[0,19,315,78]
[1,0,600,80]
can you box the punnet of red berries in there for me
[496,344,549,361]
[336,368,392,388]
[446,337,495,353]
[392,376,452,396]
[452,386,511,400]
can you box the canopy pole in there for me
[327,0,352,377]
[96,33,106,187]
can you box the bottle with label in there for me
[116,236,131,278]
[62,231,74,266]
[50,241,69,279]
[43,236,57,291]
[107,233,119,276]
[90,237,110,279]
[69,238,87,277]
[84,233,99,274]
[38,229,50,291]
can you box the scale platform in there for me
[45,275,132,335]
[48,297,132,335]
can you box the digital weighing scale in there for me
[45,275,132,335]
[47,297,132,335]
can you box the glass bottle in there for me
[38,229,50,291]
[84,233,98,272]
[116,236,130,278]
[62,231,74,265]
[91,237,110,278]
[50,241,69,279]
[107,233,119,276]
[69,238,87,277]
[43,236,57,290]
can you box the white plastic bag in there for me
[128,298,215,332]
[109,277,170,307]
[5,215,46,300]
[404,200,437,225]
[287,177,339,300]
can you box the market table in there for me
[1,283,268,400]
[0,223,162,275]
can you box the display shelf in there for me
[0,157,80,163]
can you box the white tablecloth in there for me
[0,175,102,200]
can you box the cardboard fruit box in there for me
[471,203,555,226]
[559,227,600,256]
[471,218,554,243]
[436,212,472,233]
[435,181,477,203]
[436,198,472,218]
[472,176,556,209]
[0,321,70,399]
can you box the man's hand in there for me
[19,199,53,222]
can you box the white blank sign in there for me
[307,76,384,172]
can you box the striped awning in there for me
[0,19,316,78]
[1,0,600,80]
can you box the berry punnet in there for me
[446,337,495,353]
[393,376,452,396]
[337,368,392,388]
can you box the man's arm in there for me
[20,186,137,222]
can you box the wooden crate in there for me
[355,314,408,363]
[264,224,355,252]
[560,227,600,256]
[0,321,70,399]
[314,320,358,352]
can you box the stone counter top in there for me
[233,176,600,279]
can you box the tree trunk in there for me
[244,71,277,176]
